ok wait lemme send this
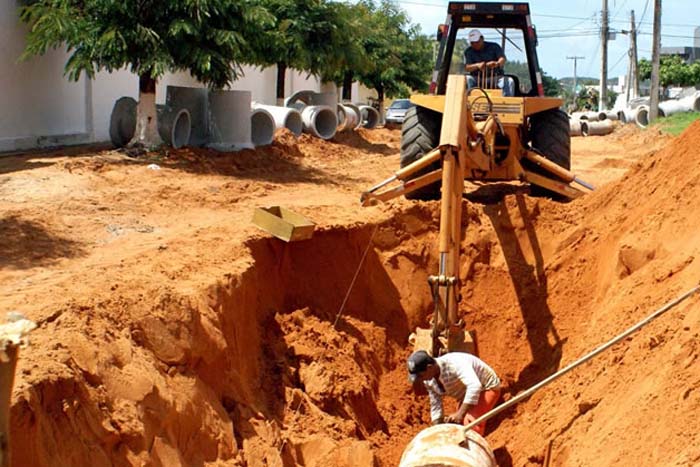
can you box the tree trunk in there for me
[342,71,353,101]
[277,63,286,106]
[377,86,385,126]
[131,74,162,148]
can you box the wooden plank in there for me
[522,170,584,199]
[252,206,315,242]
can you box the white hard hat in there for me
[468,29,483,42]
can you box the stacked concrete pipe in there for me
[581,119,614,136]
[208,90,254,150]
[579,111,607,122]
[250,107,275,147]
[252,103,303,136]
[165,86,209,146]
[399,424,497,467]
[603,111,619,121]
[301,105,337,140]
[634,105,650,128]
[337,104,361,131]
[359,105,380,129]
[570,119,583,136]
[156,105,192,149]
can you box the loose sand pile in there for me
[2,122,699,466]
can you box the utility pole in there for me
[599,0,609,111]
[649,0,662,120]
[630,9,640,99]
[567,56,585,109]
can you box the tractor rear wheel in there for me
[400,106,443,200]
[526,109,571,198]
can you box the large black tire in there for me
[526,109,571,198]
[400,106,443,200]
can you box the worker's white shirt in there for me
[423,352,501,422]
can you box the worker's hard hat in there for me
[468,29,483,42]
[407,350,435,382]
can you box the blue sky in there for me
[393,0,699,79]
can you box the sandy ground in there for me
[2,121,699,467]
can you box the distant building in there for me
[660,27,700,63]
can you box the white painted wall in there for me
[0,5,378,152]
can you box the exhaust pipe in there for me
[301,105,337,140]
[581,119,614,136]
[252,104,303,137]
[157,106,192,149]
[358,105,380,129]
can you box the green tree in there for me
[354,0,432,117]
[255,0,354,105]
[541,71,562,97]
[639,55,700,87]
[20,0,270,147]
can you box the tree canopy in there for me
[639,55,700,88]
[353,0,433,101]
[20,0,271,87]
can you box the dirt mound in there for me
[4,123,700,467]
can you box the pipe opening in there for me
[171,109,192,149]
[251,110,275,147]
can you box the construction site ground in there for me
[2,121,700,467]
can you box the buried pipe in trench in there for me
[301,105,338,140]
[399,424,497,467]
[250,108,276,147]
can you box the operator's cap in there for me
[407,350,435,383]
[468,29,483,42]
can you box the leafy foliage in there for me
[353,0,432,100]
[639,55,700,87]
[20,0,271,86]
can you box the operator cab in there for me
[431,2,544,97]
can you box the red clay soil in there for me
[1,122,699,466]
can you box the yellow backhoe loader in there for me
[361,2,593,360]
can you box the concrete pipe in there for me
[570,119,583,136]
[250,108,275,147]
[569,111,586,120]
[604,111,619,121]
[581,119,614,136]
[165,86,209,147]
[580,111,607,121]
[252,103,303,136]
[337,104,361,131]
[109,96,137,148]
[634,105,650,128]
[359,105,380,129]
[285,90,337,109]
[342,103,363,130]
[301,105,337,140]
[156,106,192,149]
[659,99,695,117]
[208,90,254,151]
[617,109,635,124]
[399,424,497,467]
[679,94,700,112]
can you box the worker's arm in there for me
[486,56,506,69]
[445,402,474,423]
[465,61,486,73]
[428,387,444,425]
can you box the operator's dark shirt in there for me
[463,41,506,77]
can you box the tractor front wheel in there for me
[400,106,443,200]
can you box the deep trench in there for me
[10,198,562,467]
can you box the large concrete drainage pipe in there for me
[399,424,497,467]
[208,90,254,151]
[252,104,303,136]
[109,96,137,148]
[250,108,275,147]
[359,105,380,129]
[337,104,360,131]
[570,119,583,136]
[301,105,337,140]
[580,111,607,121]
[659,99,694,117]
[680,94,700,112]
[157,106,192,149]
[635,105,650,128]
[581,119,614,136]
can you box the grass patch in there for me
[653,111,700,136]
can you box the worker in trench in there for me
[407,350,501,436]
